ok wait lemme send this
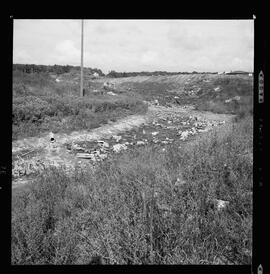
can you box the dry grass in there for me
[12,72,147,140]
[12,114,253,265]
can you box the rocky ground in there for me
[12,103,234,189]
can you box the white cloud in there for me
[13,19,254,72]
[141,51,159,64]
[52,40,80,64]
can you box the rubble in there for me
[112,135,122,142]
[180,131,189,140]
[113,143,127,153]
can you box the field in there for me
[12,71,253,265]
[12,71,147,140]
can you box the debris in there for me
[214,199,229,211]
[151,132,159,136]
[97,141,109,148]
[99,154,108,160]
[233,96,240,101]
[175,177,187,187]
[76,153,94,159]
[113,144,127,153]
[112,135,122,142]
[107,91,116,96]
[49,132,55,143]
[136,141,145,146]
[154,99,159,105]
[214,86,220,92]
[180,131,189,140]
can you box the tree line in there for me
[13,64,105,76]
[106,70,218,78]
[13,64,221,78]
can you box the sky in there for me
[13,19,254,73]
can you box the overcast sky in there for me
[13,19,254,73]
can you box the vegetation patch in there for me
[12,114,252,265]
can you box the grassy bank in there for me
[12,72,147,140]
[12,113,253,265]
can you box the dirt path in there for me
[12,104,234,189]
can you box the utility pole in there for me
[80,19,84,97]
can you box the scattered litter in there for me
[112,135,122,142]
[76,153,93,159]
[98,141,109,148]
[136,141,145,146]
[107,91,116,96]
[113,144,127,153]
[180,131,189,140]
[214,199,229,211]
[175,177,186,187]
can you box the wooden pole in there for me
[80,19,84,97]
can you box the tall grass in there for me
[12,72,147,140]
[12,114,253,265]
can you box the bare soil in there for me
[12,103,234,189]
